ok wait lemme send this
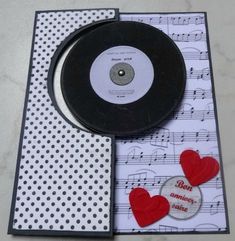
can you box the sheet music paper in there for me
[115,13,228,233]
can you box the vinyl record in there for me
[61,21,186,136]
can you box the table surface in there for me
[0,0,234,240]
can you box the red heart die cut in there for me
[180,150,220,186]
[129,188,170,227]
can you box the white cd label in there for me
[90,45,154,104]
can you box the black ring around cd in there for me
[61,21,186,136]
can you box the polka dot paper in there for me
[8,9,117,237]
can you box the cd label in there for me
[90,45,154,104]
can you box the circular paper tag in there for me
[160,176,202,219]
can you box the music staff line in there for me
[114,226,227,233]
[170,32,206,42]
[115,176,222,189]
[117,130,217,144]
[121,100,214,122]
[124,15,205,26]
[124,17,207,42]
[187,67,210,80]
[182,51,208,60]
[183,89,212,100]
[170,108,214,121]
[116,153,219,165]
[115,202,225,215]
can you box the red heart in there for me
[129,188,170,227]
[180,150,220,186]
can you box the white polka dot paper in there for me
[8,9,117,237]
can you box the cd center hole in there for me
[118,69,125,77]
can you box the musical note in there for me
[121,15,205,26]
[126,146,143,165]
[172,107,215,121]
[182,50,208,60]
[215,176,222,189]
[181,47,208,60]
[183,89,212,100]
[170,31,206,42]
[210,201,221,215]
[194,16,205,25]
[187,67,210,80]
[149,148,169,165]
[149,128,170,147]
[124,172,147,193]
[210,195,224,215]
[149,16,165,25]
[170,16,205,25]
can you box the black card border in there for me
[7,9,230,237]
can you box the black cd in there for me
[61,21,186,136]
